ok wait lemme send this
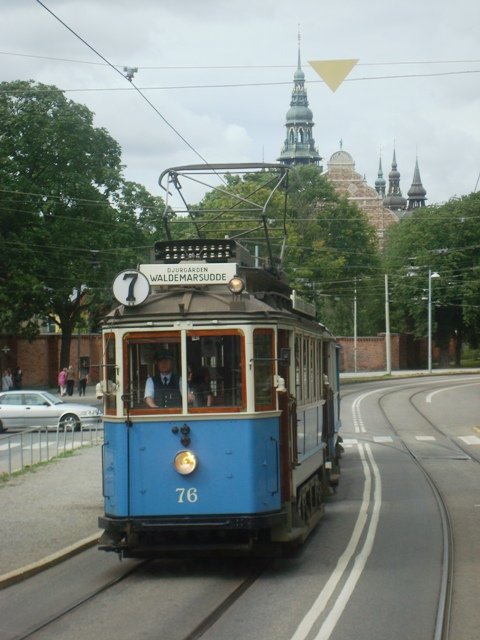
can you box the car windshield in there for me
[41,390,64,404]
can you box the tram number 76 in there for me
[176,488,198,503]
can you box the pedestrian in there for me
[12,366,22,390]
[66,365,75,396]
[2,368,13,391]
[58,367,68,396]
[78,365,88,396]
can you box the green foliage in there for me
[384,192,480,357]
[284,165,382,333]
[0,81,166,364]
[194,169,287,252]
[0,81,387,348]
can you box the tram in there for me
[98,164,342,557]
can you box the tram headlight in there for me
[228,275,245,295]
[174,450,198,475]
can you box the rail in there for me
[0,422,104,476]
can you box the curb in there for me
[0,532,99,590]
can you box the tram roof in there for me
[105,285,333,337]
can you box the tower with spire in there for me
[407,157,427,210]
[375,157,386,198]
[278,33,322,167]
[382,149,407,213]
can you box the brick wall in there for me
[338,335,394,372]
[1,334,102,389]
[337,333,452,372]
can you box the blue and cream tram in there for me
[98,165,341,556]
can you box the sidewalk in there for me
[0,385,104,587]
[340,367,480,382]
[0,440,103,588]
[49,383,102,407]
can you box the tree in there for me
[284,165,382,334]
[384,192,480,365]
[0,80,165,367]
[182,164,382,333]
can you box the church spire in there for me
[277,33,322,167]
[375,155,386,197]
[383,148,407,213]
[407,156,427,210]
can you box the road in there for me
[1,375,478,640]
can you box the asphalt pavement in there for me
[0,385,103,589]
[1,369,479,590]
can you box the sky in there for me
[1,0,479,208]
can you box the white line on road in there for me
[426,381,480,403]
[290,442,374,640]
[458,435,480,445]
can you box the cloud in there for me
[1,0,479,206]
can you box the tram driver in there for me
[144,351,182,408]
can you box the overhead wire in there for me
[2,69,479,95]
[35,0,209,165]
[1,48,479,70]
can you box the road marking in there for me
[342,438,358,446]
[416,435,436,441]
[373,436,393,443]
[314,443,382,640]
[0,443,21,451]
[426,381,480,403]
[292,392,383,640]
[458,435,480,445]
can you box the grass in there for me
[0,449,76,486]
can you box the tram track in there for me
[11,559,146,640]
[374,384,474,640]
[408,389,480,464]
[344,377,480,640]
[180,560,270,640]
[7,554,270,640]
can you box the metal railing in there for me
[0,422,104,476]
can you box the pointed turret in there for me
[407,157,427,210]
[278,33,322,167]
[375,156,386,197]
[383,149,407,213]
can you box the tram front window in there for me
[186,332,244,411]
[125,331,245,412]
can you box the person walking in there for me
[66,365,75,397]
[2,368,13,391]
[58,367,68,396]
[78,365,88,396]
[12,367,22,390]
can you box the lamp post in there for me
[427,270,440,373]
[353,279,357,372]
[385,274,391,375]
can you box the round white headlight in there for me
[174,450,197,475]
[228,276,245,295]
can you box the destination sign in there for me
[139,262,238,286]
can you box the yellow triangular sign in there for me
[308,59,359,92]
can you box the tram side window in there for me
[186,332,244,409]
[104,334,117,414]
[295,335,302,402]
[253,329,275,411]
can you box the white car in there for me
[0,390,102,433]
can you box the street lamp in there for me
[427,270,440,373]
[385,274,391,375]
